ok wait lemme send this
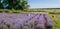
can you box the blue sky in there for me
[28,0,60,8]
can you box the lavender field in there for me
[0,13,54,29]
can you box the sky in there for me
[28,0,60,8]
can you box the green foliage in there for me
[49,12,60,14]
[0,0,3,9]
[0,0,29,10]
[0,11,3,13]
[36,27,44,29]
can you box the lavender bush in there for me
[0,13,53,29]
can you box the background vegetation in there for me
[0,0,29,10]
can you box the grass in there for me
[0,9,60,13]
[48,14,60,29]
[45,9,60,29]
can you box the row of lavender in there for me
[0,13,53,29]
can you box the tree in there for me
[0,0,4,9]
[12,0,29,10]
[0,0,29,10]
[0,0,8,9]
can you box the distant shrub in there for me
[0,11,3,13]
[49,12,60,14]
[49,12,55,14]
[5,11,9,13]
[52,16,54,18]
[12,11,20,13]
